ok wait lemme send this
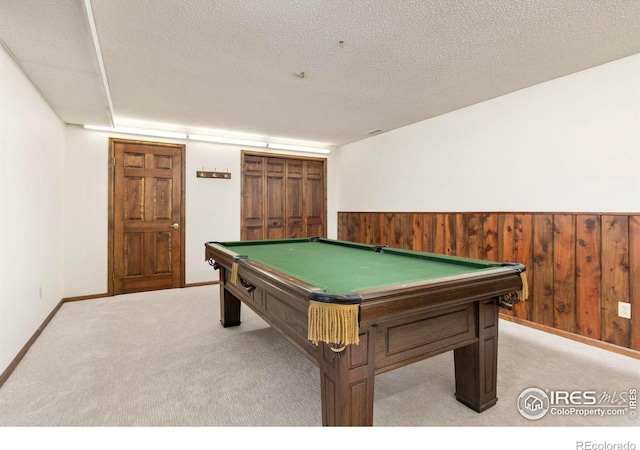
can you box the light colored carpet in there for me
[0,285,638,428]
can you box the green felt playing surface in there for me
[222,239,503,295]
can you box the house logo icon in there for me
[517,388,550,420]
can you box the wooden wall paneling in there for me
[498,213,515,262]
[345,212,361,243]
[455,214,469,258]
[356,213,364,243]
[422,213,435,253]
[383,213,400,248]
[384,213,413,249]
[338,212,362,243]
[362,213,382,245]
[553,214,576,333]
[434,214,446,254]
[401,213,415,250]
[481,213,499,262]
[513,214,533,321]
[389,213,401,248]
[337,212,346,241]
[464,213,482,259]
[385,213,398,248]
[532,214,554,326]
[498,214,516,318]
[336,211,640,354]
[381,213,391,246]
[468,213,482,259]
[376,213,385,245]
[630,216,640,351]
[412,213,423,252]
[575,215,602,340]
[600,216,630,348]
[445,214,457,255]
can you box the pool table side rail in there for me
[356,265,525,325]
[213,236,377,251]
[216,236,511,270]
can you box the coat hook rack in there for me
[197,167,231,179]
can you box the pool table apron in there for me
[205,243,524,426]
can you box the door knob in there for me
[169,223,179,229]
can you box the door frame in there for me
[107,137,186,296]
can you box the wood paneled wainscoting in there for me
[338,212,640,355]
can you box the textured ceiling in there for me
[1,0,639,147]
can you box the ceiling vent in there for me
[366,129,384,135]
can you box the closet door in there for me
[241,154,265,240]
[265,158,286,239]
[241,152,326,240]
[305,160,325,237]
[286,159,304,238]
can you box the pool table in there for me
[204,237,526,426]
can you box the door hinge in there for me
[112,157,116,167]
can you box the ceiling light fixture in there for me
[83,125,187,140]
[83,125,331,154]
[267,143,331,154]
[188,134,267,148]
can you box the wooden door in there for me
[305,160,325,237]
[266,158,286,239]
[241,152,326,240]
[241,154,265,240]
[109,138,185,295]
[286,160,304,237]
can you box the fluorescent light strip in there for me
[267,143,331,154]
[83,125,112,132]
[190,135,330,153]
[188,134,267,148]
[83,125,188,139]
[83,125,331,154]
[115,126,187,139]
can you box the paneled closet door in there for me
[241,154,265,240]
[305,160,325,237]
[265,158,286,239]
[240,152,326,241]
[286,159,304,238]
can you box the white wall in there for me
[63,127,109,297]
[63,127,338,297]
[0,45,66,372]
[337,54,640,213]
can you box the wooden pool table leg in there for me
[319,330,375,426]
[219,268,241,327]
[453,299,500,412]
